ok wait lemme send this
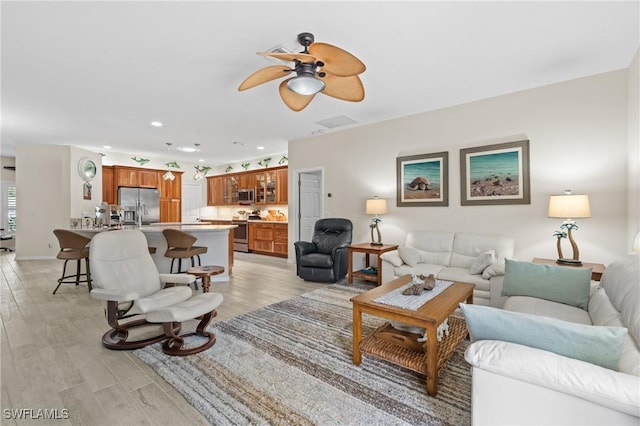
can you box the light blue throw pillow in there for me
[460,303,627,371]
[502,259,591,310]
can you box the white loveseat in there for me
[464,254,640,425]
[379,231,515,307]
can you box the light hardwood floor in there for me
[0,251,325,425]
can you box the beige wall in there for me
[9,67,636,262]
[288,69,632,265]
[15,145,102,259]
[627,49,640,250]
[0,156,16,182]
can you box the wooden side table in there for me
[186,265,224,292]
[347,243,399,286]
[532,257,606,281]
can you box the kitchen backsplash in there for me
[200,205,288,220]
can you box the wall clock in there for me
[78,157,97,182]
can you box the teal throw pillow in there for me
[502,259,591,310]
[459,303,627,371]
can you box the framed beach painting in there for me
[396,151,448,207]
[460,140,530,205]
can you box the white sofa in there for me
[464,254,640,425]
[379,231,515,307]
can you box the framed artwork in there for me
[460,139,530,205]
[396,151,448,207]
[83,182,92,200]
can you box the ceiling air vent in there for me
[263,39,299,65]
[315,116,357,129]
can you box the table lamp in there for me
[366,196,388,246]
[548,190,591,265]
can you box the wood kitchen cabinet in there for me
[223,176,238,204]
[102,166,116,204]
[276,168,288,204]
[249,222,273,253]
[237,173,253,190]
[159,172,182,222]
[116,167,137,187]
[254,170,277,204]
[160,199,181,223]
[207,176,225,206]
[114,166,158,188]
[207,166,287,206]
[273,223,288,256]
[249,222,288,257]
[138,170,158,188]
[158,171,182,199]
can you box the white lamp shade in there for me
[633,230,640,254]
[366,198,388,215]
[548,194,591,219]
[286,76,325,96]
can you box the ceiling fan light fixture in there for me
[287,75,325,96]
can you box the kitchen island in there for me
[76,223,236,281]
[142,224,236,280]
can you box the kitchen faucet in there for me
[137,202,147,227]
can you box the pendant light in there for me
[163,143,176,181]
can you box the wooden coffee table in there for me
[351,274,474,396]
[186,265,224,293]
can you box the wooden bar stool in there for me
[52,229,92,294]
[162,229,208,289]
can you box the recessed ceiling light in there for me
[103,145,112,149]
[198,159,205,162]
[150,121,163,127]
[257,146,265,150]
[177,143,201,153]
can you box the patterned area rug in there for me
[134,283,471,425]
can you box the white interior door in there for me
[298,171,322,242]
[182,183,201,223]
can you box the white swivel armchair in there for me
[90,230,223,356]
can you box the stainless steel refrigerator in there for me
[117,188,160,225]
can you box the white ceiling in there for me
[2,1,638,166]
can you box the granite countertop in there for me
[141,224,236,232]
[202,217,288,224]
[72,224,236,233]
[149,221,212,225]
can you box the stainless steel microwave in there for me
[238,188,254,204]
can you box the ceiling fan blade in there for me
[309,42,366,77]
[238,65,292,91]
[320,73,365,102]
[257,52,317,63]
[278,79,315,111]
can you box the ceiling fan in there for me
[238,32,366,112]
